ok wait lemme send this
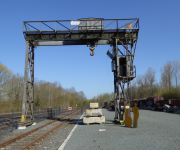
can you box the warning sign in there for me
[68,107,72,110]
[71,21,80,25]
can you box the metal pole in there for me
[21,41,29,122]
[38,109,39,123]
[11,111,14,132]
[59,107,60,115]
[81,106,83,114]
[62,107,63,114]
[35,109,36,122]
[49,84,50,108]
[43,108,44,121]
[51,108,52,119]
[31,45,35,121]
[131,82,132,101]
[113,41,118,120]
[52,108,53,118]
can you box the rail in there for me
[0,106,83,135]
[0,109,82,149]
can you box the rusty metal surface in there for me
[139,99,147,107]
[146,97,164,107]
[169,99,180,107]
[156,100,169,107]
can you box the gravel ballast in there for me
[31,114,83,150]
[0,112,83,150]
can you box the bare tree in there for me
[136,75,146,98]
[146,67,156,96]
[129,79,137,100]
[0,63,12,101]
[161,61,174,91]
[173,60,180,89]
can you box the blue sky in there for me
[0,0,180,99]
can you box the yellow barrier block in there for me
[21,115,25,122]
[126,106,129,109]
[125,108,132,127]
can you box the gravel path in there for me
[61,109,180,150]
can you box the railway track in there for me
[0,109,70,132]
[0,109,81,150]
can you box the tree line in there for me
[88,60,180,105]
[0,62,88,112]
[128,60,180,100]
[1,59,180,112]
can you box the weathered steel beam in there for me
[35,39,135,46]
[21,41,35,123]
[24,32,138,41]
[35,40,110,46]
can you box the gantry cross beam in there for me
[21,18,139,125]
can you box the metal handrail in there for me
[23,19,139,33]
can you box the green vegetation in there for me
[161,88,179,100]
[35,97,41,108]
[0,62,88,112]
[127,60,180,100]
[88,92,114,107]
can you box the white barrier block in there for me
[90,103,99,109]
[83,116,105,124]
[86,109,102,116]
[18,126,26,129]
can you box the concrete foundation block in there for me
[32,122,36,125]
[90,103,99,109]
[86,109,102,116]
[18,126,26,129]
[83,116,105,124]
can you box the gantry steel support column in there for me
[113,38,132,123]
[21,41,35,123]
[114,74,119,120]
[119,81,125,122]
[113,39,121,120]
